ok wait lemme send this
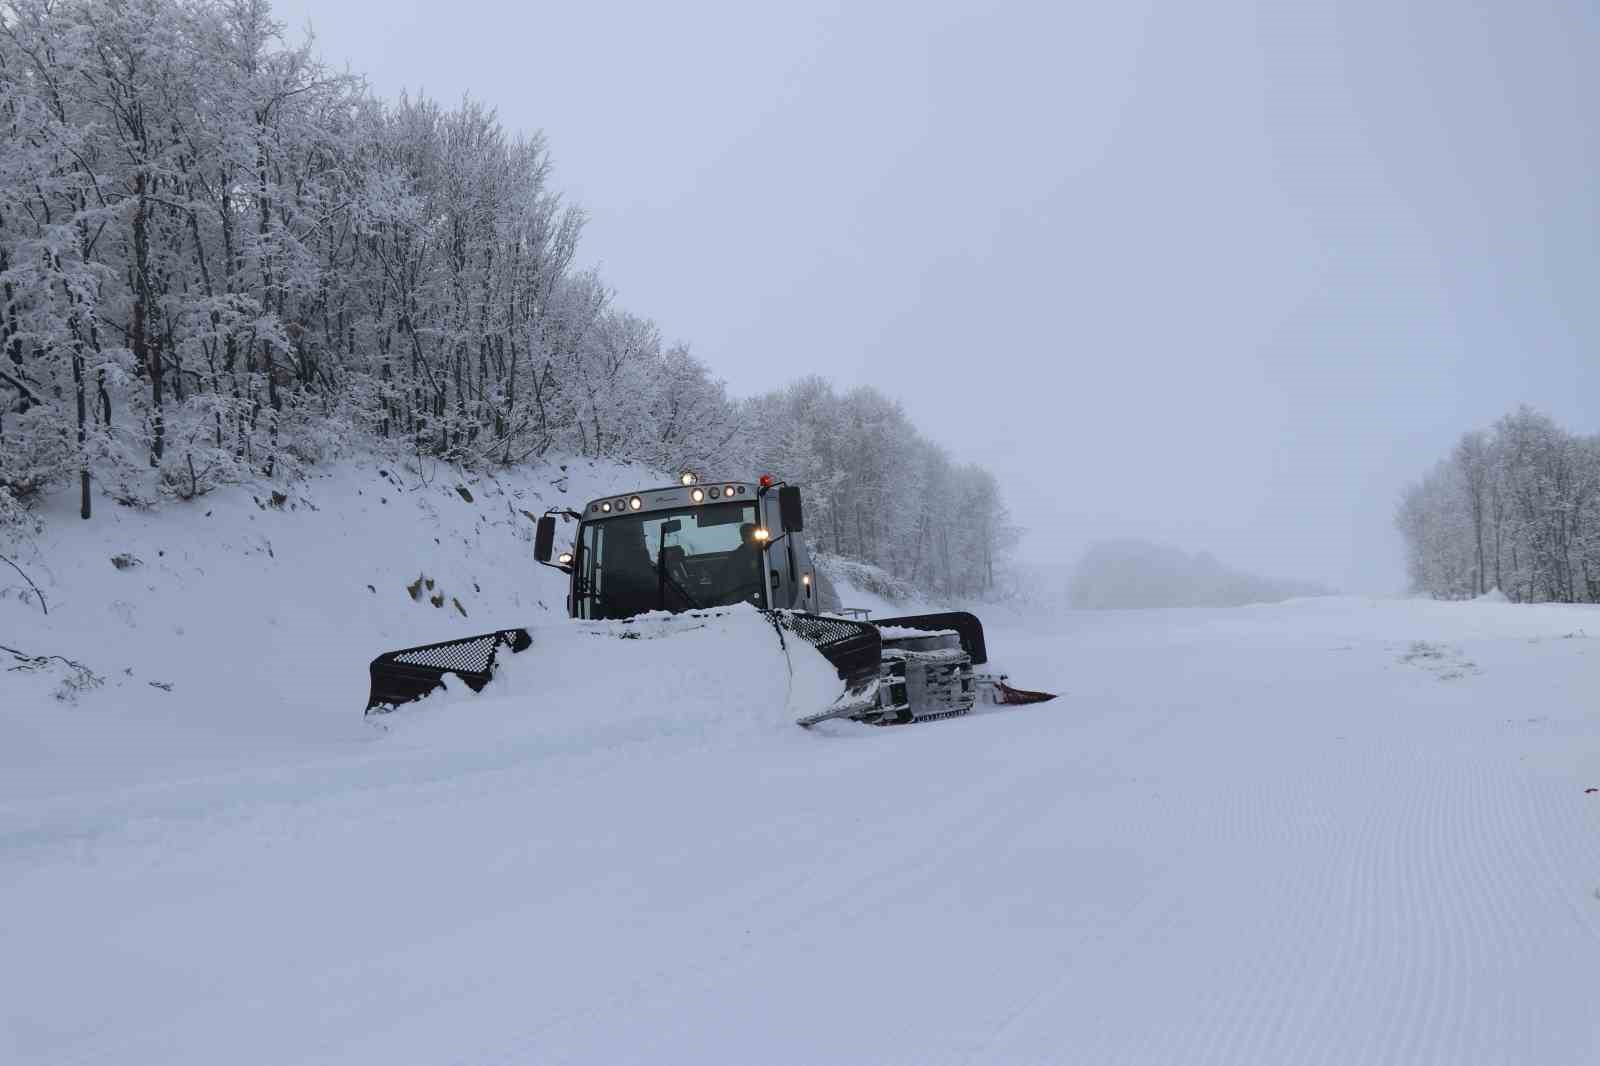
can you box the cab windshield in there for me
[574,501,764,620]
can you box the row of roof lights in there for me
[683,471,774,489]
[689,485,744,503]
[592,484,745,514]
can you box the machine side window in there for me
[576,521,606,619]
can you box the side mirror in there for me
[534,515,556,563]
[778,486,803,533]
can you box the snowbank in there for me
[0,453,673,797]
[381,607,843,750]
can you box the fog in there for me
[1063,540,1329,610]
[274,0,1600,592]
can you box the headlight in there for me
[558,552,573,565]
[691,488,705,503]
[753,528,771,542]
[680,472,697,486]
[709,487,722,499]
[600,501,612,512]
[629,496,642,510]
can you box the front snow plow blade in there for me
[367,628,532,713]
[365,610,884,719]
[365,609,1052,725]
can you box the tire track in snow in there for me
[487,700,1202,1066]
[267,732,1087,1066]
[953,654,1600,1066]
[529,753,1138,1064]
[1508,747,1600,947]
[1123,712,1364,1066]
[937,691,1267,1065]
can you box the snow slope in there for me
[0,455,657,798]
[5,465,1600,1065]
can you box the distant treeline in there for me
[0,0,1014,596]
[744,378,1017,598]
[1067,539,1327,610]
[1396,408,1600,603]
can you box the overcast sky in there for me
[274,0,1598,591]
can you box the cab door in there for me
[761,493,817,611]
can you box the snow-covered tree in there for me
[1398,408,1599,603]
[0,0,1018,598]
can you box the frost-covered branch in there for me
[0,551,47,613]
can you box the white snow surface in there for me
[4,459,1600,1065]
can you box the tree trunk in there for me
[132,173,162,466]
[1474,516,1486,595]
[72,345,90,520]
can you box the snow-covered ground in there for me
[4,462,1600,1065]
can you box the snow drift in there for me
[380,607,845,746]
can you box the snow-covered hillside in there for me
[2,456,672,797]
[4,464,1600,1065]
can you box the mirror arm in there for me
[536,507,579,572]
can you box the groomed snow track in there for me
[4,598,1599,1065]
